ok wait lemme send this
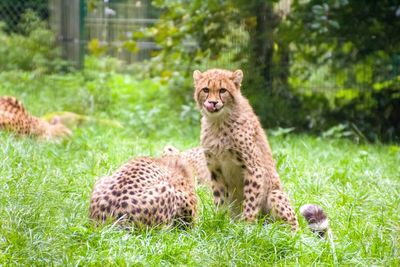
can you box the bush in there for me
[294,76,400,142]
[0,11,68,74]
[329,78,400,141]
[0,0,49,33]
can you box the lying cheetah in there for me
[0,96,71,141]
[193,68,328,234]
[163,145,211,186]
[43,111,123,129]
[89,153,197,227]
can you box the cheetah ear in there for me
[231,69,243,88]
[193,70,203,83]
[50,116,61,125]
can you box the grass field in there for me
[0,71,399,266]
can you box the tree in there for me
[286,0,400,79]
[139,0,293,126]
[138,0,399,139]
[282,0,400,140]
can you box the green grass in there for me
[0,71,399,266]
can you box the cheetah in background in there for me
[89,153,197,228]
[0,96,72,141]
[193,68,328,235]
[163,145,211,186]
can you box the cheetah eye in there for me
[220,88,227,94]
[202,88,209,93]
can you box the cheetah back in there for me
[0,96,32,135]
[0,96,71,140]
[89,157,197,227]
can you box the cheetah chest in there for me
[203,130,242,179]
[221,152,244,195]
[208,148,244,201]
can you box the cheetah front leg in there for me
[209,169,228,207]
[241,154,264,222]
[174,190,197,227]
[242,169,263,222]
[266,190,299,231]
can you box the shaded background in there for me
[0,0,399,142]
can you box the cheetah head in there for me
[193,69,243,117]
[162,145,181,156]
[45,116,72,141]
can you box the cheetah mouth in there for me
[203,103,222,113]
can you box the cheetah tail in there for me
[300,204,329,238]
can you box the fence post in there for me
[79,0,87,68]
[50,0,86,69]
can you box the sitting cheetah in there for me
[193,68,328,234]
[89,153,197,227]
[0,96,71,141]
[163,145,211,186]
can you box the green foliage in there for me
[291,75,400,142]
[4,1,397,140]
[329,76,400,141]
[321,124,354,140]
[274,0,400,141]
[128,0,245,100]
[0,11,68,74]
[0,65,199,139]
[287,0,400,65]
[127,0,294,129]
[149,0,240,67]
[0,0,49,33]
[83,1,400,141]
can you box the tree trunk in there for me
[248,2,281,92]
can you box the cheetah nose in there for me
[207,100,218,107]
[204,101,218,112]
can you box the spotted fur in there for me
[89,154,197,228]
[0,96,71,141]
[163,145,211,186]
[193,69,299,230]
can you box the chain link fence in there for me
[84,0,157,63]
[0,0,158,66]
[0,0,49,33]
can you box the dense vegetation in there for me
[2,1,400,141]
[128,0,400,141]
[0,0,49,32]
